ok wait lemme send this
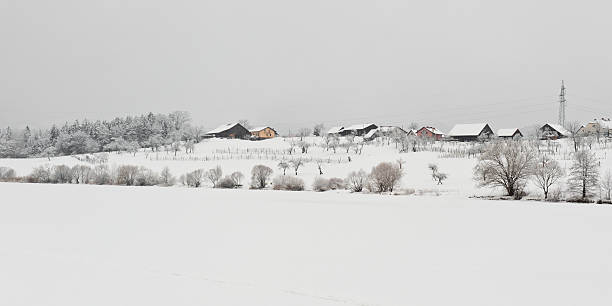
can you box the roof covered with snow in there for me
[448,123,490,136]
[249,126,274,132]
[345,123,376,131]
[420,126,445,135]
[206,123,241,135]
[543,123,570,136]
[497,128,521,137]
[327,126,344,134]
[364,128,378,139]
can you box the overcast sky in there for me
[1,0,610,133]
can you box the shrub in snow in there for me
[328,178,345,190]
[52,165,73,184]
[368,162,403,193]
[602,170,612,201]
[116,165,140,186]
[134,167,160,186]
[346,170,368,192]
[312,177,330,192]
[251,165,273,189]
[28,165,53,183]
[0,167,16,181]
[71,165,92,184]
[230,171,244,187]
[216,176,238,189]
[273,175,304,191]
[185,169,205,188]
[92,164,112,185]
[473,141,536,197]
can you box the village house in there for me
[363,126,407,140]
[327,126,344,136]
[416,126,445,140]
[539,123,570,140]
[204,123,250,139]
[579,118,612,138]
[448,123,494,142]
[249,126,277,139]
[497,128,523,140]
[342,123,378,136]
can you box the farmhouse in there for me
[416,126,445,140]
[497,128,523,140]
[448,123,494,141]
[327,126,344,135]
[579,118,612,137]
[249,126,277,139]
[204,123,250,139]
[342,123,378,136]
[540,123,570,140]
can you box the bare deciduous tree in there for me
[566,121,583,152]
[160,166,175,186]
[313,123,325,137]
[185,169,205,187]
[230,171,244,187]
[346,170,368,192]
[291,158,304,175]
[567,150,599,200]
[297,128,311,141]
[251,165,273,189]
[206,165,223,188]
[601,170,612,200]
[532,155,564,200]
[473,141,536,196]
[368,162,403,193]
[277,161,290,175]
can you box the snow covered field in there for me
[1,183,612,306]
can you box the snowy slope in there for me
[1,183,612,306]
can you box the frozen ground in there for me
[1,183,612,305]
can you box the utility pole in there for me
[558,80,567,127]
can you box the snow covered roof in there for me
[206,123,240,135]
[378,126,407,134]
[421,126,445,135]
[249,126,272,132]
[364,128,378,139]
[327,126,344,134]
[448,123,490,136]
[543,123,570,136]
[497,128,521,137]
[345,123,376,131]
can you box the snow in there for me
[545,123,571,137]
[497,128,519,137]
[249,126,273,132]
[421,126,445,135]
[448,123,489,136]
[344,123,376,131]
[1,183,612,305]
[364,128,378,139]
[206,123,241,135]
[327,126,344,134]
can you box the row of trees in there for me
[473,140,611,202]
[0,111,201,158]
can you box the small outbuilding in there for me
[448,123,494,142]
[249,126,277,139]
[205,123,250,139]
[497,128,523,140]
[416,126,445,140]
[540,123,570,140]
[327,126,345,135]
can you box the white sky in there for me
[0,0,610,133]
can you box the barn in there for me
[249,126,277,139]
[448,123,494,142]
[416,126,445,140]
[497,128,523,140]
[204,123,250,139]
[540,123,570,140]
[342,123,378,136]
[327,126,344,135]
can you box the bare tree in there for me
[601,170,612,200]
[230,171,244,187]
[251,165,273,189]
[297,128,311,141]
[185,169,205,187]
[277,161,290,175]
[368,162,403,192]
[473,141,536,196]
[566,121,583,152]
[346,170,368,192]
[396,158,405,169]
[313,123,325,137]
[567,150,599,200]
[52,165,73,183]
[316,160,324,175]
[428,163,447,185]
[116,165,140,186]
[160,166,176,186]
[291,158,304,175]
[532,155,564,199]
[171,141,181,156]
[71,165,92,184]
[206,165,223,188]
